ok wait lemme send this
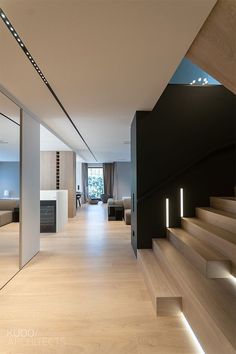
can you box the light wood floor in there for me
[0,222,19,289]
[0,204,201,353]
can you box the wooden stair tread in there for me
[153,239,236,353]
[138,249,181,316]
[210,197,236,214]
[138,249,180,297]
[182,217,236,245]
[168,227,228,261]
[198,207,236,219]
[196,207,236,234]
[211,196,236,201]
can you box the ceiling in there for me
[40,125,71,152]
[0,0,216,162]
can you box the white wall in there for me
[20,110,40,267]
[114,162,131,199]
[76,160,82,191]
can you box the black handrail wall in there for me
[131,85,236,255]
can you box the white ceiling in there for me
[40,125,71,152]
[0,0,216,162]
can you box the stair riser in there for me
[167,230,231,278]
[196,208,236,234]
[181,218,236,276]
[210,197,236,214]
[153,240,236,354]
[137,252,181,316]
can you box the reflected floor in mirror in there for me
[0,222,19,288]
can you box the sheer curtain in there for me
[103,163,115,198]
[81,163,88,203]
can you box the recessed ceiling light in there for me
[0,7,97,161]
[198,78,202,82]
[192,80,196,84]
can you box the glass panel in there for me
[0,91,20,288]
[88,167,104,199]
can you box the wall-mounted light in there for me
[3,190,10,198]
[165,198,169,228]
[180,188,184,217]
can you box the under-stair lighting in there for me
[181,314,205,354]
[180,188,184,217]
[166,198,169,228]
[229,275,236,287]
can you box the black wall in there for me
[131,85,236,255]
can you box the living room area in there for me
[76,161,131,225]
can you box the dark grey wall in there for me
[131,85,236,254]
[0,162,20,198]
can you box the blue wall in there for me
[0,162,20,198]
[170,58,220,85]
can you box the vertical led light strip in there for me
[165,198,169,228]
[180,188,184,217]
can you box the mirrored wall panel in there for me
[0,90,20,289]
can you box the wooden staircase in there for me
[138,196,236,354]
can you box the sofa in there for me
[107,197,131,225]
[0,199,19,227]
[122,197,131,225]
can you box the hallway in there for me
[0,204,200,353]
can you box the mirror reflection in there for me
[0,91,20,288]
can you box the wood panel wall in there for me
[186,0,236,94]
[59,151,76,218]
[40,151,56,190]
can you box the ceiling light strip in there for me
[0,8,97,161]
[0,112,20,126]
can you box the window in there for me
[88,167,104,199]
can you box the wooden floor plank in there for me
[0,204,201,353]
